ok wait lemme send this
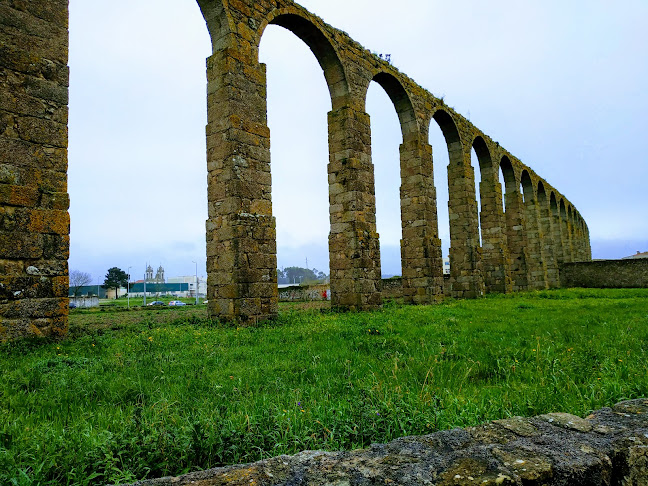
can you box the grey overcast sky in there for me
[68,0,648,283]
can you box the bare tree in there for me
[70,270,92,297]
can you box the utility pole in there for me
[127,266,131,309]
[192,261,198,305]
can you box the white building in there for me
[167,276,207,298]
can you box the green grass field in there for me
[1,288,647,485]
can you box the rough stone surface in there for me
[381,277,403,300]
[195,0,590,321]
[560,260,648,289]
[1,0,591,333]
[0,0,70,340]
[120,399,648,486]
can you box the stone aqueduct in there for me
[0,0,590,338]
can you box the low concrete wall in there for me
[561,259,648,288]
[278,284,330,302]
[278,280,407,302]
[122,399,648,485]
[69,296,98,308]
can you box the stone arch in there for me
[520,170,534,201]
[196,0,235,49]
[571,212,580,261]
[201,3,362,320]
[569,207,583,261]
[367,73,442,303]
[559,199,567,218]
[576,212,587,261]
[258,12,338,298]
[473,136,509,293]
[472,136,493,171]
[202,1,388,317]
[470,140,486,248]
[549,192,566,268]
[500,156,529,291]
[499,156,517,199]
[560,199,574,262]
[537,182,560,287]
[258,11,350,109]
[370,72,419,142]
[584,220,592,259]
[550,192,559,215]
[432,110,462,159]
[430,110,483,298]
[582,221,589,260]
[521,171,548,289]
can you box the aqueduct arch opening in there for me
[260,12,350,108]
[521,170,548,289]
[473,136,510,294]
[0,0,590,337]
[259,21,332,284]
[365,77,404,280]
[500,156,529,292]
[370,72,418,142]
[367,71,444,302]
[537,181,560,287]
[428,120,451,277]
[430,110,484,299]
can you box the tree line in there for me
[69,267,129,298]
[277,267,328,285]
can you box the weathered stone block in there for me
[0,183,39,207]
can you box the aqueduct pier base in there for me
[0,0,590,338]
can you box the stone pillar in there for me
[205,44,278,323]
[568,213,576,262]
[399,138,444,304]
[538,198,560,288]
[0,2,70,340]
[328,107,382,310]
[561,211,574,263]
[580,229,588,261]
[585,226,592,261]
[478,166,511,293]
[551,201,566,272]
[447,151,484,298]
[503,186,530,292]
[572,220,583,262]
[580,223,588,261]
[523,194,549,289]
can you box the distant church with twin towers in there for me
[145,265,165,284]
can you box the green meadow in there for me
[1,288,647,485]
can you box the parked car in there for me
[69,302,77,309]
[168,300,186,306]
[147,301,165,306]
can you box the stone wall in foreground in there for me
[123,399,648,486]
[0,1,70,340]
[561,260,648,289]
